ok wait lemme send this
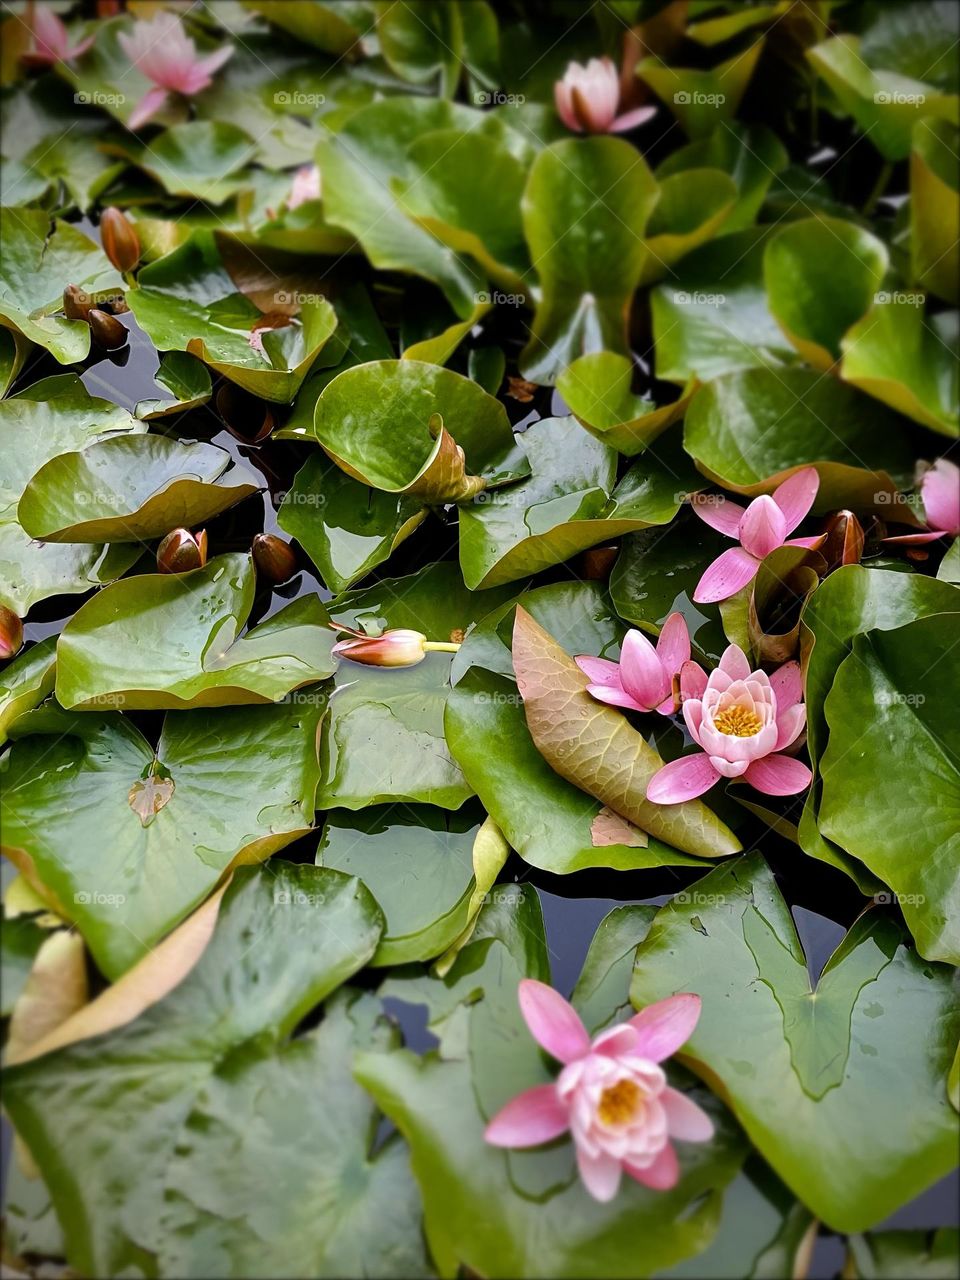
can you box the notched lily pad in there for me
[557,351,691,456]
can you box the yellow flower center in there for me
[598,1079,642,1126]
[713,705,763,737]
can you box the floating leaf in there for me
[845,1229,960,1280]
[134,351,213,420]
[655,122,788,231]
[910,118,959,304]
[240,0,365,53]
[106,121,256,204]
[0,638,56,744]
[637,43,764,138]
[640,168,738,284]
[556,351,691,456]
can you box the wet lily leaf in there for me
[19,436,260,543]
[845,1228,960,1279]
[910,118,959,304]
[0,698,325,978]
[637,43,764,138]
[1,863,399,1278]
[0,637,56,744]
[1,914,49,1019]
[458,416,690,589]
[360,891,747,1279]
[240,0,366,54]
[127,232,338,403]
[318,803,508,966]
[640,168,738,284]
[0,207,123,363]
[819,614,960,964]
[630,853,960,1230]
[56,553,336,710]
[0,327,31,397]
[655,123,788,231]
[107,121,256,204]
[556,351,691,456]
[134,351,212,420]
[683,368,915,510]
[520,138,658,383]
[377,0,465,97]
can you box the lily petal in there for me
[609,104,658,131]
[518,979,591,1064]
[774,703,806,751]
[629,993,702,1061]
[738,494,787,559]
[127,85,170,130]
[680,660,708,701]
[773,467,820,533]
[575,655,623,688]
[718,644,751,681]
[619,628,670,709]
[655,612,691,676]
[577,1147,622,1201]
[770,660,802,712]
[690,493,747,538]
[647,753,719,803]
[920,459,959,536]
[661,1087,715,1142]
[584,683,650,714]
[743,753,812,796]
[485,1084,570,1147]
[693,547,760,604]
[625,1142,680,1190]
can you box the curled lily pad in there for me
[18,436,260,543]
[911,118,959,304]
[637,42,764,138]
[655,122,788,231]
[845,1228,960,1279]
[56,552,335,710]
[0,327,31,397]
[557,351,691,456]
[0,638,56,745]
[134,351,212,420]
[127,232,338,403]
[0,699,326,978]
[640,168,738,284]
[311,359,527,502]
[0,208,123,364]
[520,137,658,384]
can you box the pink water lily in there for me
[555,56,656,134]
[22,6,93,67]
[118,12,232,130]
[485,980,712,1202]
[287,163,321,210]
[691,468,824,603]
[647,645,811,802]
[884,459,959,545]
[576,613,703,716]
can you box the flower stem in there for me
[423,641,462,653]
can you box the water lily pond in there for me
[1,2,958,1278]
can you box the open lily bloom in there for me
[119,12,233,129]
[555,56,657,134]
[647,645,811,801]
[22,6,93,67]
[576,613,702,715]
[485,980,713,1202]
[884,459,960,545]
[691,468,823,603]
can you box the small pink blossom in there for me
[576,613,703,716]
[555,57,656,134]
[884,459,960,545]
[22,6,93,67]
[118,12,232,130]
[330,625,428,668]
[646,645,811,802]
[287,164,321,210]
[485,980,713,1202]
[691,468,824,604]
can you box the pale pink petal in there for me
[693,547,760,604]
[883,530,951,545]
[485,1084,570,1147]
[575,655,622,688]
[769,660,802,712]
[921,459,960,536]
[774,703,806,752]
[661,1087,714,1142]
[718,644,751,680]
[518,979,591,1065]
[690,494,747,538]
[554,80,582,132]
[127,86,170,130]
[655,692,679,716]
[679,661,708,701]
[646,753,719,803]
[619,629,670,710]
[585,683,649,714]
[655,612,691,676]
[592,1024,640,1057]
[743,753,812,796]
[629,993,702,1061]
[625,1141,679,1190]
[682,697,703,742]
[198,44,233,79]
[609,104,657,131]
[577,1147,622,1201]
[32,7,68,59]
[783,534,826,550]
[772,467,820,533]
[738,494,787,559]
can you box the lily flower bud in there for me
[100,207,140,272]
[331,626,428,668]
[252,534,297,584]
[88,309,127,350]
[0,605,23,660]
[157,528,208,574]
[63,284,94,321]
[819,509,865,570]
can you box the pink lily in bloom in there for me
[555,57,657,134]
[691,468,824,604]
[647,645,811,802]
[576,613,703,716]
[884,459,960,544]
[287,164,321,210]
[485,980,713,1202]
[118,12,232,130]
[22,6,93,68]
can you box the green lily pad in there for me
[556,352,691,456]
[519,137,658,383]
[458,417,692,589]
[1,863,397,1278]
[764,217,889,368]
[401,296,492,366]
[655,122,788,232]
[316,97,486,317]
[683,367,915,509]
[377,0,465,96]
[0,327,30,397]
[650,229,796,384]
[0,375,146,616]
[317,802,508,966]
[240,0,366,53]
[360,890,747,1279]
[127,232,338,403]
[641,168,738,284]
[19,436,260,543]
[107,121,256,204]
[56,552,336,710]
[819,614,960,964]
[320,563,515,811]
[1,914,49,1019]
[0,698,325,978]
[911,118,959,303]
[630,853,960,1231]
[278,453,427,594]
[134,351,213,420]
[0,638,56,745]
[845,1229,960,1280]
[0,207,123,363]
[637,42,764,139]
[841,302,959,437]
[311,359,526,502]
